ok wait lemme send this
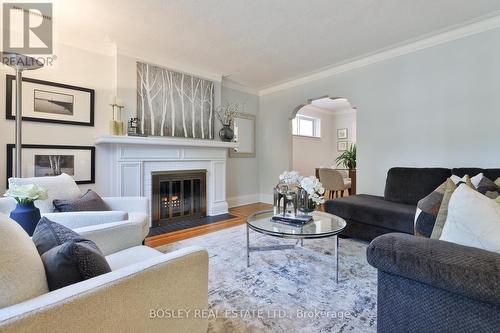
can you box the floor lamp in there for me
[0,52,43,177]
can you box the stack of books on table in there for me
[271,214,313,226]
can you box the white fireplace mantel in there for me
[95,135,238,223]
[95,135,238,149]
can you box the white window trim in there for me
[292,115,321,138]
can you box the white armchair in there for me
[0,213,209,333]
[1,174,149,254]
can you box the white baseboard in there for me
[210,201,229,216]
[227,194,260,208]
[258,193,273,205]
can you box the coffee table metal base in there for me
[246,225,340,283]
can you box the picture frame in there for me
[6,144,95,185]
[337,128,348,139]
[6,75,95,126]
[337,141,348,152]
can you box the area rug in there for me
[157,224,377,333]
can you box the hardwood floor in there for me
[145,202,272,247]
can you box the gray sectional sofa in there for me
[325,167,500,332]
[324,167,500,241]
[367,233,500,332]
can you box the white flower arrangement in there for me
[300,176,325,205]
[4,184,48,204]
[279,171,302,185]
[277,171,325,206]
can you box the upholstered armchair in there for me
[0,213,209,332]
[0,174,149,254]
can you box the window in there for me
[292,115,321,138]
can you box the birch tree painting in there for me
[137,62,214,138]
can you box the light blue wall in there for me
[221,86,260,202]
[259,27,500,196]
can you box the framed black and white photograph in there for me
[6,75,94,126]
[6,144,95,184]
[337,128,348,139]
[337,141,348,152]
[137,62,214,139]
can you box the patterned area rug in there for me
[157,224,377,333]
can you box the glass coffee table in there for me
[246,210,347,283]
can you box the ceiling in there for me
[55,0,500,90]
[310,98,353,113]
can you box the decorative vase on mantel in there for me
[10,202,41,236]
[219,124,234,142]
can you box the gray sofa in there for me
[324,167,500,241]
[367,233,500,332]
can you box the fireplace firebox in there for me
[151,170,207,228]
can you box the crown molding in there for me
[259,14,500,96]
[222,78,260,95]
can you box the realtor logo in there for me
[3,3,53,54]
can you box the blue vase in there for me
[10,202,41,236]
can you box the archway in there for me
[288,96,357,192]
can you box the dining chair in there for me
[319,168,352,199]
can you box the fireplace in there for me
[151,170,207,228]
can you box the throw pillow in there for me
[495,177,500,188]
[430,179,456,239]
[440,185,500,254]
[414,175,474,237]
[32,216,84,255]
[41,239,111,290]
[450,174,479,188]
[32,217,111,290]
[430,177,476,239]
[53,189,110,212]
[476,176,500,199]
[414,181,447,237]
[0,214,49,308]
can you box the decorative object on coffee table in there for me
[4,184,47,235]
[216,102,240,142]
[273,171,325,220]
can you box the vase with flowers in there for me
[216,103,240,142]
[4,184,47,235]
[274,171,325,217]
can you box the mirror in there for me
[230,113,256,158]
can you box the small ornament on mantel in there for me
[127,117,147,136]
[109,95,125,135]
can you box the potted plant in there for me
[335,144,356,193]
[4,184,47,235]
[216,102,240,142]
[335,144,356,170]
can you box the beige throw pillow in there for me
[495,177,500,188]
[0,214,49,308]
[431,176,474,239]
